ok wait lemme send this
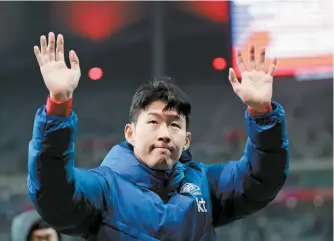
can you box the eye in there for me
[171,123,181,128]
[148,120,158,124]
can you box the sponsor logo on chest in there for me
[180,183,207,213]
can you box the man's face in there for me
[125,101,191,170]
[30,228,59,241]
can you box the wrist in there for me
[248,104,273,116]
[50,92,73,102]
[46,95,73,117]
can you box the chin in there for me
[150,157,175,170]
[143,150,176,170]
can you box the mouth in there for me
[154,147,169,151]
[152,146,172,152]
[154,147,170,151]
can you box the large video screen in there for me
[231,0,333,78]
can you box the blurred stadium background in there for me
[0,1,333,241]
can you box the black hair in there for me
[129,77,191,129]
[27,219,61,241]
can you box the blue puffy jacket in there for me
[28,101,289,241]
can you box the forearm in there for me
[28,96,76,208]
[244,101,289,186]
[27,105,105,232]
[28,104,79,218]
[206,101,289,225]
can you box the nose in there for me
[158,136,171,143]
[158,125,171,143]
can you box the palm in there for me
[34,33,81,101]
[238,71,273,110]
[229,46,277,111]
[41,62,80,95]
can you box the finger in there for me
[236,48,246,72]
[69,50,80,70]
[34,46,43,67]
[268,57,278,76]
[257,47,266,71]
[56,34,65,61]
[40,35,48,55]
[249,45,256,70]
[48,32,56,61]
[40,35,49,63]
[228,68,241,92]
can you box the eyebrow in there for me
[147,112,182,121]
[35,234,50,239]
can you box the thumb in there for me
[228,68,241,91]
[69,50,80,70]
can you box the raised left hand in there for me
[228,45,277,112]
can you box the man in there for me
[28,32,289,240]
[11,209,61,241]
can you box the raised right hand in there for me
[34,32,81,101]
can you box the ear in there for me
[183,132,192,151]
[124,123,135,146]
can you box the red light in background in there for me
[89,67,103,80]
[63,2,142,41]
[212,57,227,71]
[178,2,229,23]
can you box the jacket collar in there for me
[101,141,192,198]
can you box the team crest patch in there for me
[180,183,202,196]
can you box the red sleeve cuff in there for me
[46,95,73,117]
[248,104,273,116]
